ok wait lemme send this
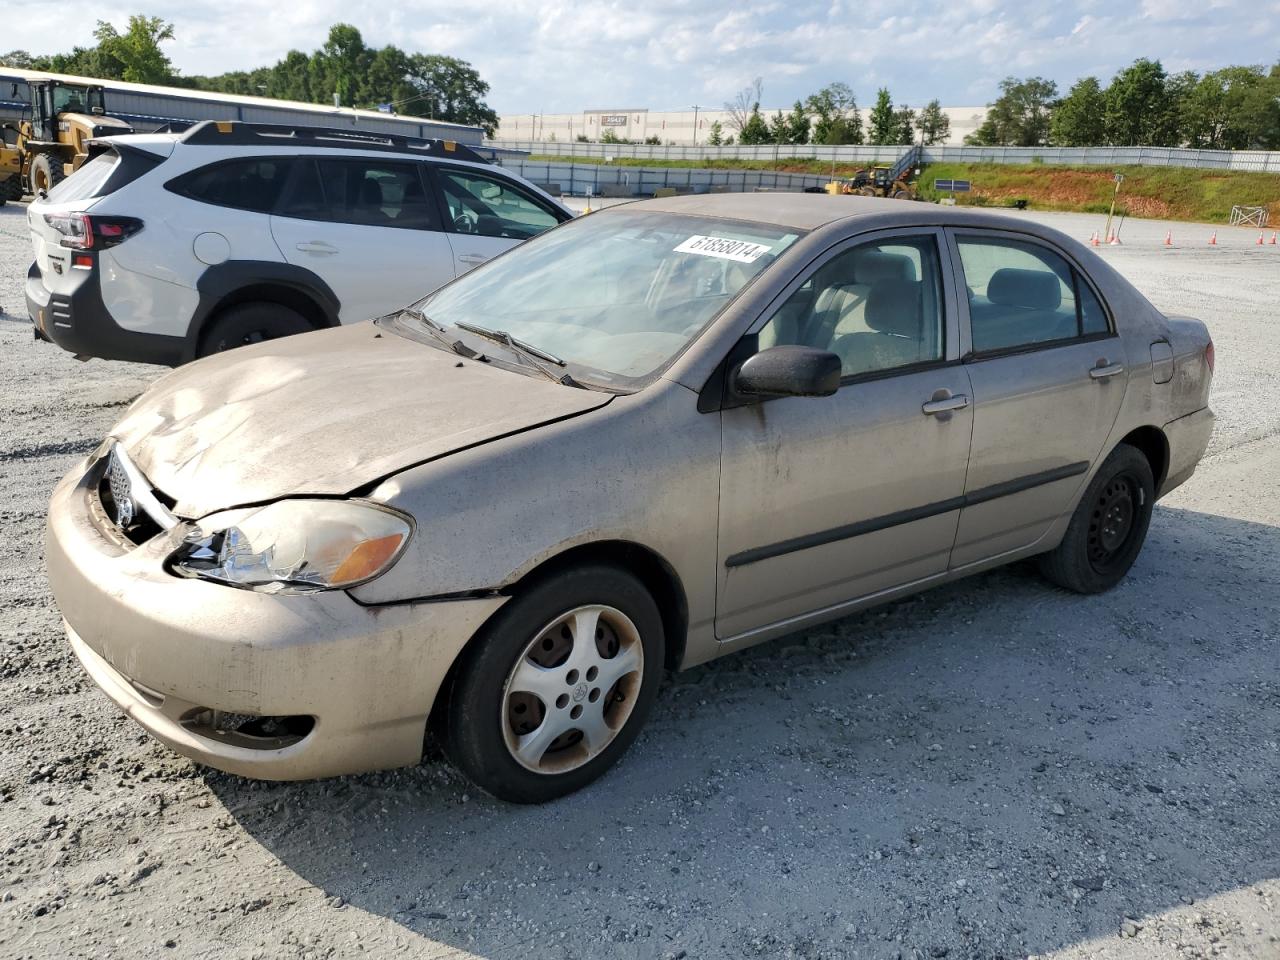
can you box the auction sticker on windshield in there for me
[674,235,774,263]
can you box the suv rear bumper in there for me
[26,259,186,366]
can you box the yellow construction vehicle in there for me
[0,136,21,204]
[848,165,916,200]
[1,78,133,199]
[823,165,916,200]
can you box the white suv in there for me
[25,121,572,364]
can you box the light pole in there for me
[691,105,700,146]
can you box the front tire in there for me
[444,565,664,803]
[196,303,313,357]
[29,154,64,196]
[1039,443,1155,594]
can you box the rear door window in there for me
[955,235,1108,353]
[168,157,292,213]
[277,158,438,230]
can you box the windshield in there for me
[409,210,801,388]
[51,84,102,114]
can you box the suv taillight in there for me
[43,213,143,250]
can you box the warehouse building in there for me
[496,105,988,146]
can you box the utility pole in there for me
[691,105,700,145]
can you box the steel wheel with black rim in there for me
[1039,443,1155,594]
[443,565,663,803]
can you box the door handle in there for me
[1089,363,1125,380]
[458,253,489,264]
[296,241,338,255]
[922,394,970,415]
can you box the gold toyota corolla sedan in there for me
[46,194,1214,803]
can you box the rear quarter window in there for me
[166,157,293,214]
[47,147,162,204]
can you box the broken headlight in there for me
[172,499,412,593]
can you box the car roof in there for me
[622,193,1056,235]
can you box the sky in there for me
[6,0,1279,113]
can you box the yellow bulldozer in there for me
[0,78,133,203]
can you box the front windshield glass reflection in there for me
[411,210,801,388]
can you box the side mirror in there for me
[733,345,841,399]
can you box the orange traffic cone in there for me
[1108,231,1121,245]
[1258,232,1265,245]
[1089,231,1099,246]
[1271,231,1277,245]
[1164,230,1172,246]
[1209,231,1217,245]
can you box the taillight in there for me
[43,213,143,250]
[1205,340,1215,375]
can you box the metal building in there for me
[0,66,484,144]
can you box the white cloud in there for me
[3,0,1277,113]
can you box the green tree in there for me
[1182,65,1280,149]
[1050,76,1105,146]
[181,26,497,135]
[892,105,916,144]
[914,99,951,145]
[312,23,368,106]
[805,82,861,144]
[0,50,36,68]
[784,100,810,144]
[38,44,125,79]
[868,87,895,144]
[738,105,771,144]
[767,109,790,143]
[707,120,724,146]
[1159,69,1198,145]
[402,54,497,134]
[965,76,1057,146]
[1104,58,1172,145]
[92,15,175,84]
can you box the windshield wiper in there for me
[398,310,481,359]
[456,322,565,365]
[455,321,587,388]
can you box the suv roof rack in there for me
[179,120,491,165]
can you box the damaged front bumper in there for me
[45,450,506,780]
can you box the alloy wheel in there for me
[501,604,644,775]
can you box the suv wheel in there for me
[443,565,664,803]
[197,303,314,357]
[1039,443,1155,594]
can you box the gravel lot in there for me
[0,201,1277,960]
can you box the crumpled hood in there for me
[114,322,611,517]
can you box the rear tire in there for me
[196,303,313,358]
[1038,443,1154,594]
[443,565,664,803]
[2,176,23,202]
